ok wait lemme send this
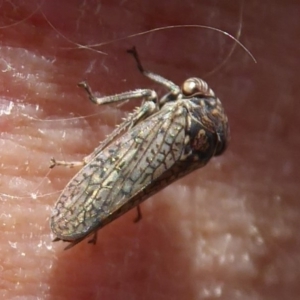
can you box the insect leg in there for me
[134,205,142,223]
[88,232,98,245]
[78,81,157,106]
[49,158,85,169]
[127,47,180,95]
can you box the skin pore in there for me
[0,0,299,299]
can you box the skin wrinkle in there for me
[0,0,299,299]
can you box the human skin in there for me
[0,0,299,299]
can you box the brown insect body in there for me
[50,48,229,249]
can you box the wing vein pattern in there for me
[52,103,187,239]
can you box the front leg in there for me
[78,81,158,106]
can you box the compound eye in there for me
[182,77,215,98]
[182,78,200,96]
[182,77,212,97]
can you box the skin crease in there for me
[0,0,299,299]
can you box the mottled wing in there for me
[51,102,188,241]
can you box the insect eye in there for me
[181,77,210,97]
[182,78,198,96]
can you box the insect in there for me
[50,47,229,249]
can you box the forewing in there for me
[51,103,188,240]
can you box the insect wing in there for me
[51,103,188,241]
